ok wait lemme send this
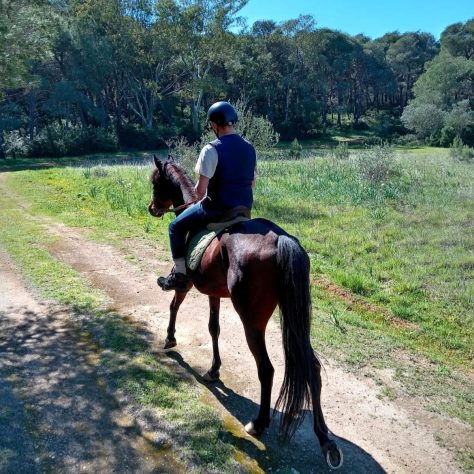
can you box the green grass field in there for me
[1,145,473,466]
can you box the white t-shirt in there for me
[194,144,218,178]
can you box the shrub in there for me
[333,142,349,160]
[117,125,166,150]
[234,99,280,149]
[165,136,199,174]
[4,131,29,158]
[439,126,457,147]
[450,136,474,162]
[166,98,280,173]
[394,134,422,147]
[28,125,118,157]
[401,102,445,139]
[289,138,303,159]
[354,144,397,184]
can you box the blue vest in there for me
[207,134,256,210]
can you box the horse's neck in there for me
[170,165,197,205]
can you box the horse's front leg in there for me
[164,290,188,349]
[203,296,221,382]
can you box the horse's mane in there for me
[152,160,197,203]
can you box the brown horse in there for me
[148,155,343,469]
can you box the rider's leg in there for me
[159,202,219,291]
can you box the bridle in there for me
[150,166,198,217]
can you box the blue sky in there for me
[237,0,473,39]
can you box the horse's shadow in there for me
[166,350,385,473]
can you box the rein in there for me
[163,199,198,214]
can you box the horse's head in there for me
[148,155,175,218]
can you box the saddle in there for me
[186,206,251,271]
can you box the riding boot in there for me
[157,272,189,292]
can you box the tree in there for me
[401,102,445,139]
[159,0,248,136]
[386,32,438,108]
[441,19,474,60]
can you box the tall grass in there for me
[255,147,473,367]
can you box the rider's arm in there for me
[194,145,217,201]
[195,175,209,200]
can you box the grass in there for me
[3,148,473,368]
[0,145,473,466]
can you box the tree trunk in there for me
[284,86,291,124]
[0,129,5,159]
[191,89,204,136]
[28,89,37,141]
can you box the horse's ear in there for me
[167,154,174,162]
[153,154,162,171]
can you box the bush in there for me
[165,136,199,174]
[289,138,303,159]
[333,142,350,160]
[354,144,397,184]
[439,126,457,147]
[445,100,473,138]
[166,98,280,173]
[117,125,166,150]
[28,125,118,157]
[393,134,422,147]
[352,120,369,131]
[450,136,474,162]
[4,131,29,158]
[234,99,279,149]
[401,102,445,139]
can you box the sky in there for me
[237,0,474,39]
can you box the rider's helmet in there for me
[207,101,238,126]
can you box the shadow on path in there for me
[167,351,385,473]
[0,306,180,474]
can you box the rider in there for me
[158,101,257,292]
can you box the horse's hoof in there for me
[164,338,177,349]
[322,441,343,470]
[202,370,220,382]
[244,419,268,437]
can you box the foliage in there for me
[333,141,349,160]
[0,4,472,156]
[28,125,118,157]
[450,136,474,162]
[234,99,280,149]
[289,138,302,159]
[353,144,397,184]
[0,0,58,90]
[166,100,280,173]
[401,103,445,139]
[401,24,474,145]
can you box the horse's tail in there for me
[275,234,322,438]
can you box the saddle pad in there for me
[186,216,249,271]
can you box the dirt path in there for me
[41,222,467,473]
[0,249,186,474]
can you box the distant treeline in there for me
[0,0,473,157]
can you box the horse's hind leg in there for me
[311,355,343,469]
[243,326,274,436]
[164,291,187,349]
[203,296,221,382]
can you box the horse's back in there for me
[221,219,283,323]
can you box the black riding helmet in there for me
[207,101,238,126]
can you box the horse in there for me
[148,154,343,469]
